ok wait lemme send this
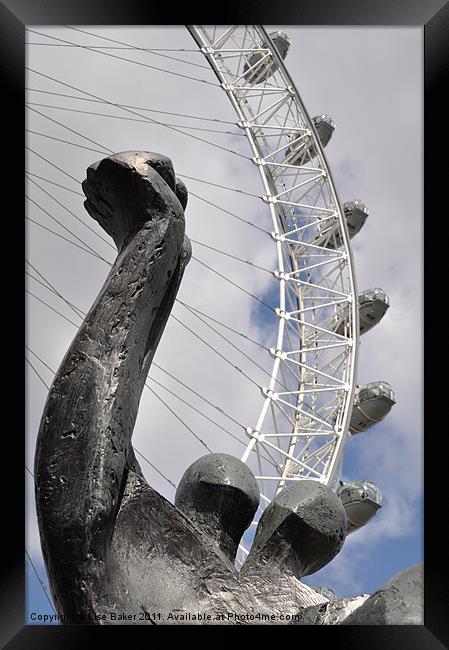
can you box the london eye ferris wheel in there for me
[26,25,399,601]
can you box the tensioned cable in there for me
[26,113,266,234]
[179,301,292,397]
[26,29,219,87]
[148,375,279,472]
[170,314,260,390]
[28,173,266,269]
[26,172,84,197]
[27,105,113,153]
[25,285,244,455]
[63,25,212,71]
[148,377,246,449]
[25,548,56,614]
[26,204,273,310]
[27,129,108,155]
[25,270,257,452]
[27,103,245,138]
[26,348,178,490]
[151,362,244,430]
[25,88,237,125]
[26,356,54,392]
[26,261,274,415]
[27,216,107,261]
[188,191,269,235]
[175,300,269,351]
[25,169,267,236]
[27,125,258,201]
[26,44,206,53]
[26,68,250,161]
[27,111,256,199]
[178,174,260,199]
[178,301,275,384]
[25,265,270,424]
[26,145,81,185]
[25,265,270,359]
[27,176,116,251]
[191,256,274,312]
[26,263,85,320]
[189,238,272,274]
[26,289,81,328]
[26,213,275,314]
[26,195,111,264]
[145,384,212,452]
[26,269,264,453]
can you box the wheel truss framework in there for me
[188,25,360,525]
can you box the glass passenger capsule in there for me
[315,200,369,249]
[337,480,382,533]
[358,287,390,334]
[335,287,390,336]
[313,114,335,148]
[349,381,396,434]
[312,586,337,600]
[284,114,335,166]
[243,31,291,85]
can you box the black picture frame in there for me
[3,0,447,646]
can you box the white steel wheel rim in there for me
[188,26,359,548]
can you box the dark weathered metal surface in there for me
[174,453,260,565]
[34,151,423,625]
[290,563,423,625]
[342,563,424,625]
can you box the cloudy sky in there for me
[25,25,422,620]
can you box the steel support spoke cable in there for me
[27,128,110,155]
[191,256,274,312]
[176,300,269,351]
[26,176,273,315]
[148,375,279,472]
[170,314,261,390]
[178,174,260,198]
[25,548,56,614]
[146,384,212,452]
[26,290,81,328]
[26,194,112,263]
[148,377,246,449]
[151,362,244,430]
[26,210,272,312]
[27,105,113,153]
[27,103,245,137]
[26,145,82,185]
[177,301,276,384]
[189,191,268,234]
[26,350,178,490]
[26,264,85,320]
[26,166,267,236]
[25,286,242,458]
[27,107,253,194]
[189,238,272,274]
[27,176,116,251]
[26,216,108,262]
[26,171,84,197]
[26,44,208,53]
[26,88,237,125]
[26,68,250,161]
[63,25,213,71]
[26,269,253,444]
[26,29,219,86]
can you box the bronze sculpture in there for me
[34,151,422,625]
